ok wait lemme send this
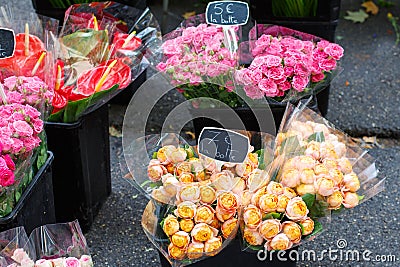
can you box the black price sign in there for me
[198,127,250,163]
[0,28,15,59]
[206,1,249,26]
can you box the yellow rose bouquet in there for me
[124,132,275,266]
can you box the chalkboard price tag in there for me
[198,127,250,163]
[206,1,249,26]
[0,28,15,59]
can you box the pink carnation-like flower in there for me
[258,78,280,97]
[12,121,34,137]
[0,166,14,186]
[243,85,265,99]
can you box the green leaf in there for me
[262,212,282,220]
[52,84,119,123]
[302,193,316,209]
[358,194,365,201]
[280,135,301,154]
[307,132,325,143]
[256,149,267,170]
[344,9,369,23]
[15,191,21,203]
[308,220,323,237]
[152,152,158,159]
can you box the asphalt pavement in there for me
[1,0,399,266]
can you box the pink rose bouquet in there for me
[154,15,243,108]
[0,104,43,157]
[2,76,54,119]
[236,25,343,102]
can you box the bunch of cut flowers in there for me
[49,1,160,122]
[0,220,93,267]
[235,25,343,103]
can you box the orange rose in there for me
[180,219,195,233]
[314,177,335,196]
[194,205,215,224]
[168,243,186,260]
[176,201,196,219]
[199,185,216,204]
[281,221,302,243]
[280,169,301,188]
[300,217,315,236]
[243,227,264,246]
[179,172,195,183]
[285,197,309,221]
[277,194,290,212]
[259,219,281,240]
[217,191,238,213]
[327,190,344,209]
[171,231,190,248]
[243,204,262,229]
[191,223,215,242]
[343,172,360,192]
[162,215,180,236]
[187,242,204,259]
[259,194,278,213]
[267,181,284,195]
[266,233,293,251]
[204,237,222,255]
[221,218,238,239]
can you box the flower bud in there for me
[285,197,309,221]
[157,145,175,164]
[343,172,360,192]
[259,219,281,240]
[168,147,187,163]
[194,205,215,224]
[281,221,302,243]
[221,218,238,239]
[243,204,262,229]
[176,162,192,176]
[217,191,238,213]
[343,192,359,208]
[300,217,315,236]
[329,169,344,185]
[259,194,278,213]
[163,215,180,236]
[171,231,190,248]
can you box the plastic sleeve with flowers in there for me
[28,220,93,266]
[0,7,58,120]
[235,24,343,104]
[271,102,385,215]
[142,192,241,267]
[0,227,36,267]
[147,14,245,109]
[48,2,160,123]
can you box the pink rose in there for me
[35,259,53,267]
[243,85,264,99]
[294,63,310,77]
[291,75,309,92]
[156,62,167,72]
[0,166,15,186]
[258,78,279,97]
[278,80,291,91]
[23,105,41,118]
[162,39,182,56]
[267,66,285,80]
[250,69,263,83]
[65,257,81,267]
[12,121,33,137]
[11,112,25,121]
[311,72,325,83]
[5,91,23,104]
[79,255,93,267]
[2,155,15,171]
[319,58,337,71]
[32,119,44,134]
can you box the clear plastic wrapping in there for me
[48,1,160,123]
[0,221,92,267]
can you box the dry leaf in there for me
[363,136,377,144]
[344,9,369,23]
[124,172,133,179]
[345,81,350,86]
[109,125,122,137]
[362,1,379,15]
[185,131,196,140]
[183,11,196,19]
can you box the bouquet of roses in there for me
[235,24,343,103]
[0,220,93,267]
[152,14,243,108]
[240,102,385,253]
[49,1,160,123]
[123,132,276,266]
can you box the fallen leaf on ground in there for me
[109,125,122,137]
[345,81,350,86]
[124,172,133,179]
[183,11,196,19]
[344,9,369,23]
[185,131,196,139]
[362,1,379,15]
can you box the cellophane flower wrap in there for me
[0,5,58,119]
[49,1,160,123]
[124,132,275,266]
[0,221,93,267]
[235,24,343,103]
[240,102,385,253]
[0,227,36,267]
[0,7,56,217]
[150,14,243,108]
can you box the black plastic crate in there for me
[250,0,341,23]
[158,238,297,267]
[45,104,111,233]
[0,152,56,235]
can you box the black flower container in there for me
[0,152,56,235]
[158,238,297,267]
[45,104,111,233]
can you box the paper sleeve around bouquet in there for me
[235,24,344,105]
[123,131,276,266]
[48,1,161,123]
